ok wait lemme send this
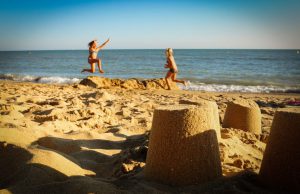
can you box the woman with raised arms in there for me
[81,38,110,73]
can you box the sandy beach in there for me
[0,78,299,193]
[1,0,300,192]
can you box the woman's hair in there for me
[88,40,95,47]
[165,48,173,57]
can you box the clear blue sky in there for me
[0,0,299,50]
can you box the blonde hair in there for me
[165,48,173,57]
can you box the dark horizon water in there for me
[0,49,300,93]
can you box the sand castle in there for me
[223,99,261,134]
[259,108,300,191]
[179,99,221,139]
[145,105,222,186]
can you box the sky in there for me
[0,0,299,50]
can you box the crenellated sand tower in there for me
[223,99,261,134]
[259,108,300,191]
[145,105,222,186]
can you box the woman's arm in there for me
[164,56,173,68]
[97,38,110,51]
[167,56,177,69]
[164,62,171,68]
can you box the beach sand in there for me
[0,79,299,193]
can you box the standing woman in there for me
[81,38,110,73]
[164,48,186,90]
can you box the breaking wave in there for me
[0,74,81,84]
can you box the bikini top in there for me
[89,49,98,55]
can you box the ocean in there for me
[0,49,299,93]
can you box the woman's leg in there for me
[171,73,186,86]
[97,58,104,73]
[82,62,95,73]
[90,62,95,73]
[165,71,173,90]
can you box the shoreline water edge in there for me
[1,73,300,93]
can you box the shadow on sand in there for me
[30,132,148,178]
[0,131,286,194]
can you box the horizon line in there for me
[1,48,300,52]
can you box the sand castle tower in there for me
[179,98,221,139]
[259,108,300,191]
[145,105,222,186]
[223,99,261,134]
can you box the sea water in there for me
[0,49,299,93]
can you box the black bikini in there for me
[169,68,178,73]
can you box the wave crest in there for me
[180,81,300,93]
[0,74,81,84]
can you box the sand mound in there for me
[80,76,179,90]
[36,136,81,154]
[30,149,95,177]
[0,128,42,148]
[259,108,300,191]
[0,143,71,191]
[223,99,261,134]
[145,105,222,186]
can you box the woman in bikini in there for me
[81,38,110,73]
[164,48,186,90]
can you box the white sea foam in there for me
[36,77,81,84]
[0,74,81,84]
[180,81,299,93]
